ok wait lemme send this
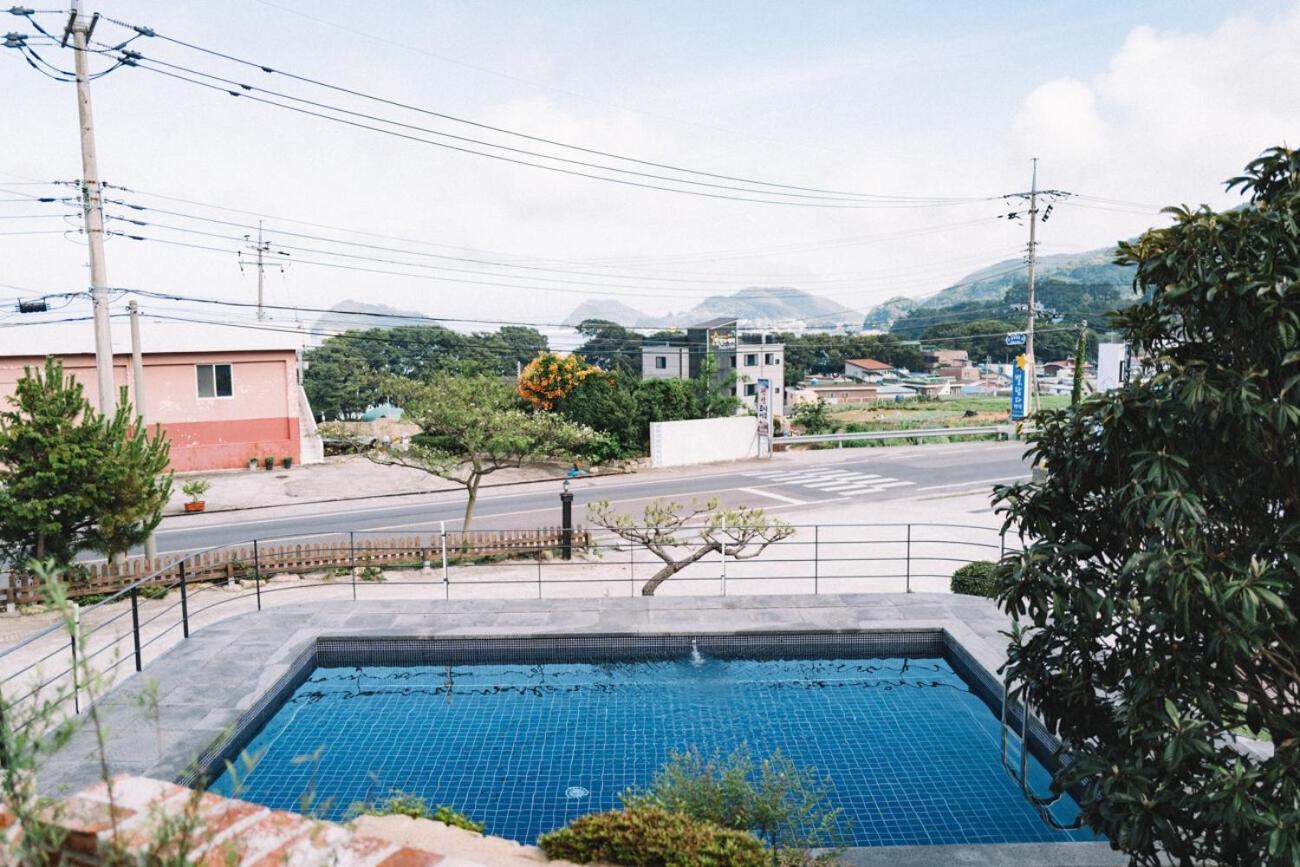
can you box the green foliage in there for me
[790,399,834,434]
[358,565,384,582]
[537,806,767,867]
[993,146,1300,866]
[624,745,847,860]
[181,478,211,503]
[950,560,998,598]
[303,324,549,420]
[573,319,643,378]
[588,499,793,595]
[0,358,172,567]
[370,374,592,532]
[359,792,484,832]
[1071,325,1087,405]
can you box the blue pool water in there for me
[211,654,1090,847]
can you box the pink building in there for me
[0,320,323,472]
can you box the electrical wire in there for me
[90,14,996,205]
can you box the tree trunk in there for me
[640,541,719,596]
[460,475,481,551]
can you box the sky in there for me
[2,0,1299,336]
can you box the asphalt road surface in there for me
[146,441,1030,554]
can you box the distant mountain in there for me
[861,244,1135,328]
[862,295,916,330]
[312,300,432,334]
[564,286,861,330]
[563,299,660,328]
[685,286,860,327]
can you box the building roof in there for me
[0,318,309,358]
[688,316,737,330]
[845,358,893,371]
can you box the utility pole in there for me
[128,300,158,562]
[67,2,115,414]
[1024,158,1040,415]
[240,220,289,320]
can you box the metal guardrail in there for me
[775,425,1013,447]
[0,522,1013,727]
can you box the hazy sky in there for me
[3,0,1299,333]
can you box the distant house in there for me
[934,365,981,382]
[843,358,896,381]
[921,348,970,371]
[0,319,322,472]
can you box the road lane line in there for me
[915,475,1026,491]
[736,487,806,505]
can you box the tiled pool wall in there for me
[185,628,1066,790]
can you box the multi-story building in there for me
[640,317,785,416]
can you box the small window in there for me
[744,383,757,396]
[744,353,758,366]
[197,363,233,398]
[654,356,668,370]
[764,353,777,365]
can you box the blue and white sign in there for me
[1010,359,1027,420]
[1005,332,1027,346]
[756,378,772,437]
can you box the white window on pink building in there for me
[197,363,233,398]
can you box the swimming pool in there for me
[208,633,1090,847]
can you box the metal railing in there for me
[0,521,1012,725]
[775,425,1013,447]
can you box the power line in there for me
[101,196,1007,287]
[89,13,996,205]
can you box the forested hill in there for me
[863,244,1136,330]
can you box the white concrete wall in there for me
[649,416,759,468]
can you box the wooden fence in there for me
[2,527,590,607]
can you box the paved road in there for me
[145,441,1030,554]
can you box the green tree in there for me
[302,339,379,420]
[587,498,792,595]
[993,147,1300,865]
[368,373,591,533]
[574,319,643,377]
[553,371,642,457]
[0,358,172,567]
[1070,323,1087,405]
[790,399,833,435]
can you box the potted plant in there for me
[263,455,275,470]
[182,479,211,513]
[247,457,258,471]
[282,455,293,469]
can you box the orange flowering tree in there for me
[517,352,601,410]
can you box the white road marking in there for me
[736,487,807,505]
[915,475,1026,491]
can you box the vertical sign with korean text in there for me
[756,377,772,439]
[1011,355,1027,420]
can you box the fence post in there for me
[629,542,635,597]
[720,512,727,597]
[70,601,80,714]
[813,525,819,596]
[905,524,912,594]
[179,561,190,638]
[350,532,357,602]
[538,540,543,599]
[253,538,262,611]
[130,587,142,672]
[440,521,449,600]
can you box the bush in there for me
[358,792,484,833]
[538,806,766,867]
[623,745,846,859]
[950,560,998,597]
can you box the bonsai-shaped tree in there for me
[0,358,172,567]
[993,147,1300,864]
[587,498,792,595]
[369,373,592,534]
